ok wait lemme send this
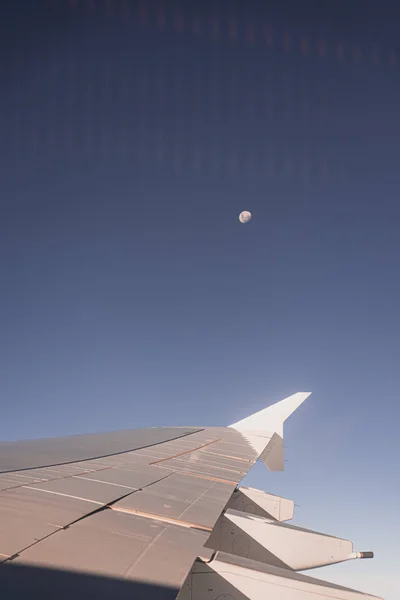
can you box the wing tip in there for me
[229,391,311,432]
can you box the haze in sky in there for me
[1,2,399,598]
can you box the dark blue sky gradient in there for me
[1,2,399,597]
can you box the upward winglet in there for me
[229,392,311,436]
[229,392,311,471]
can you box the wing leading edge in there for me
[0,392,382,600]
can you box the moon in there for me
[239,210,252,224]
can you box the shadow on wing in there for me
[0,562,179,600]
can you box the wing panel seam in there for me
[149,439,221,464]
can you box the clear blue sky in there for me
[1,2,399,598]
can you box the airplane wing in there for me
[0,392,382,600]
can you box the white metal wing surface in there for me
[0,393,382,600]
